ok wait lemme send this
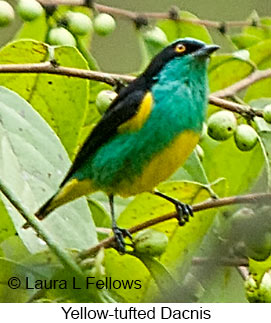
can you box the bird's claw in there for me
[112,226,132,254]
[175,202,193,226]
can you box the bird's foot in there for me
[154,191,193,226]
[174,201,193,226]
[112,226,133,254]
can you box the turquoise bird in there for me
[31,38,219,252]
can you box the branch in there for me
[0,61,266,119]
[0,62,134,86]
[212,69,271,98]
[37,0,267,30]
[77,192,271,260]
[209,95,263,118]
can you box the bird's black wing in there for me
[61,84,147,186]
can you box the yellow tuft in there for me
[118,92,153,133]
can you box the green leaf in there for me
[77,81,110,148]
[104,248,150,302]
[170,150,209,185]
[0,249,60,302]
[0,86,97,253]
[0,40,89,159]
[231,34,261,49]
[137,28,168,71]
[248,39,271,69]
[243,40,271,102]
[208,55,254,93]
[201,134,264,195]
[244,79,271,102]
[87,197,111,229]
[0,198,15,244]
[158,11,212,44]
[243,17,271,41]
[16,13,48,42]
[136,255,180,301]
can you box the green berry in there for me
[207,110,237,141]
[0,1,14,27]
[66,11,93,36]
[143,27,168,46]
[96,90,117,114]
[48,27,76,47]
[93,13,116,36]
[263,104,271,124]
[231,207,254,227]
[234,124,258,151]
[17,0,43,22]
[247,232,271,261]
[134,229,168,257]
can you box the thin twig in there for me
[37,0,267,30]
[212,69,271,98]
[77,192,271,260]
[192,257,249,267]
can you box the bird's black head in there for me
[142,37,220,80]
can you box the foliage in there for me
[0,2,270,303]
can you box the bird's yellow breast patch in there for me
[118,92,153,133]
[116,130,200,197]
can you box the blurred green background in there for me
[1,0,271,72]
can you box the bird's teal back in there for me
[75,53,209,195]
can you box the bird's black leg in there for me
[109,194,132,253]
[154,190,193,226]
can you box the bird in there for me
[28,37,219,252]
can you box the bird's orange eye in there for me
[175,44,186,53]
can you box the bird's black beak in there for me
[194,44,220,57]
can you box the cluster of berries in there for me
[0,0,117,45]
[207,105,271,151]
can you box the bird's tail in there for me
[35,193,59,220]
[23,178,95,229]
[22,191,60,229]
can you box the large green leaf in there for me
[243,17,271,41]
[208,55,254,93]
[201,134,264,196]
[244,79,271,103]
[0,236,60,303]
[16,13,48,42]
[158,11,212,44]
[248,39,271,69]
[243,40,271,102]
[0,40,89,159]
[231,34,261,50]
[77,81,109,149]
[0,86,97,253]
